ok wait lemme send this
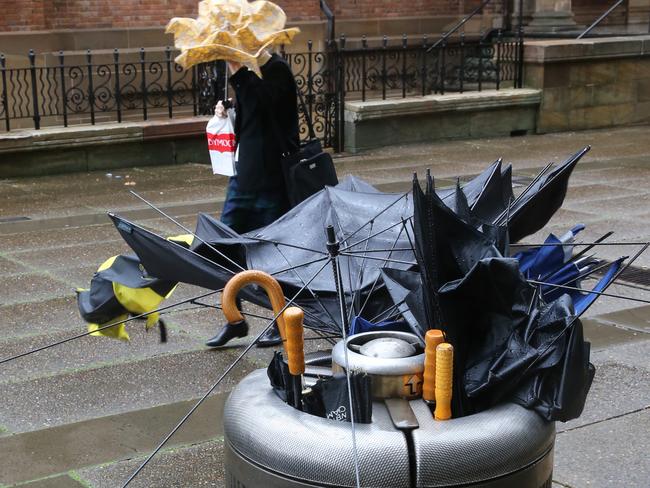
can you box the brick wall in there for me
[330,0,458,18]
[50,0,198,30]
[0,0,321,31]
[1,0,48,30]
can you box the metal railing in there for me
[577,0,626,38]
[0,47,225,132]
[337,30,523,102]
[320,0,335,44]
[1,32,525,150]
[427,0,494,51]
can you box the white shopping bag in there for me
[206,110,236,176]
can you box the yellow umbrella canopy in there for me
[166,0,300,75]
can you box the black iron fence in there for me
[0,31,524,151]
[335,32,523,101]
[0,48,225,131]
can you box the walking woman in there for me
[206,49,299,347]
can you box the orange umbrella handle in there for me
[434,342,454,421]
[222,270,287,340]
[283,307,305,375]
[422,329,445,403]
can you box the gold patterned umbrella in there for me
[166,0,300,75]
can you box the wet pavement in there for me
[1,125,649,487]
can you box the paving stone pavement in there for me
[1,125,649,487]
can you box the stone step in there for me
[0,316,279,435]
[76,438,227,488]
[0,288,292,382]
[0,395,227,486]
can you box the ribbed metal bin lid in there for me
[410,399,556,486]
[224,369,411,487]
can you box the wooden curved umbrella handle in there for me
[222,270,287,340]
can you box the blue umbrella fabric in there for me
[515,224,585,278]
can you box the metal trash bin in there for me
[223,369,555,488]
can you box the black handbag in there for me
[278,89,338,207]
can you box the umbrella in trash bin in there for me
[384,170,634,421]
[409,171,501,417]
[108,176,418,337]
[437,258,597,421]
[78,150,650,488]
[500,147,590,243]
[98,150,615,420]
[303,372,373,424]
[105,146,588,341]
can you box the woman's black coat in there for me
[229,54,299,193]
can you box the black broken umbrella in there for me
[383,157,627,421]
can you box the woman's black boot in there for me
[205,319,249,347]
[206,296,248,347]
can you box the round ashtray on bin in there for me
[223,368,555,488]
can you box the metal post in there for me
[166,47,173,118]
[381,35,387,100]
[114,49,122,123]
[326,38,337,148]
[421,35,427,96]
[28,50,41,130]
[401,34,407,99]
[191,65,197,116]
[440,39,446,95]
[86,50,95,125]
[338,35,346,152]
[495,30,502,90]
[517,25,524,88]
[517,0,525,88]
[0,54,9,131]
[307,39,313,123]
[320,0,336,44]
[459,32,465,94]
[361,35,367,102]
[140,48,148,120]
[58,51,68,127]
[478,36,484,92]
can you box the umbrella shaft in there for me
[291,375,303,410]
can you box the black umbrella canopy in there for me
[441,158,513,225]
[110,177,416,333]
[505,146,590,242]
[411,172,501,417]
[442,261,595,421]
[107,150,592,374]
[392,168,596,421]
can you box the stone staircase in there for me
[2,128,650,486]
[0,157,431,487]
[0,167,276,487]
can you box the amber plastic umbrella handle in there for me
[222,270,287,340]
[434,342,454,421]
[422,329,445,403]
[283,307,305,375]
